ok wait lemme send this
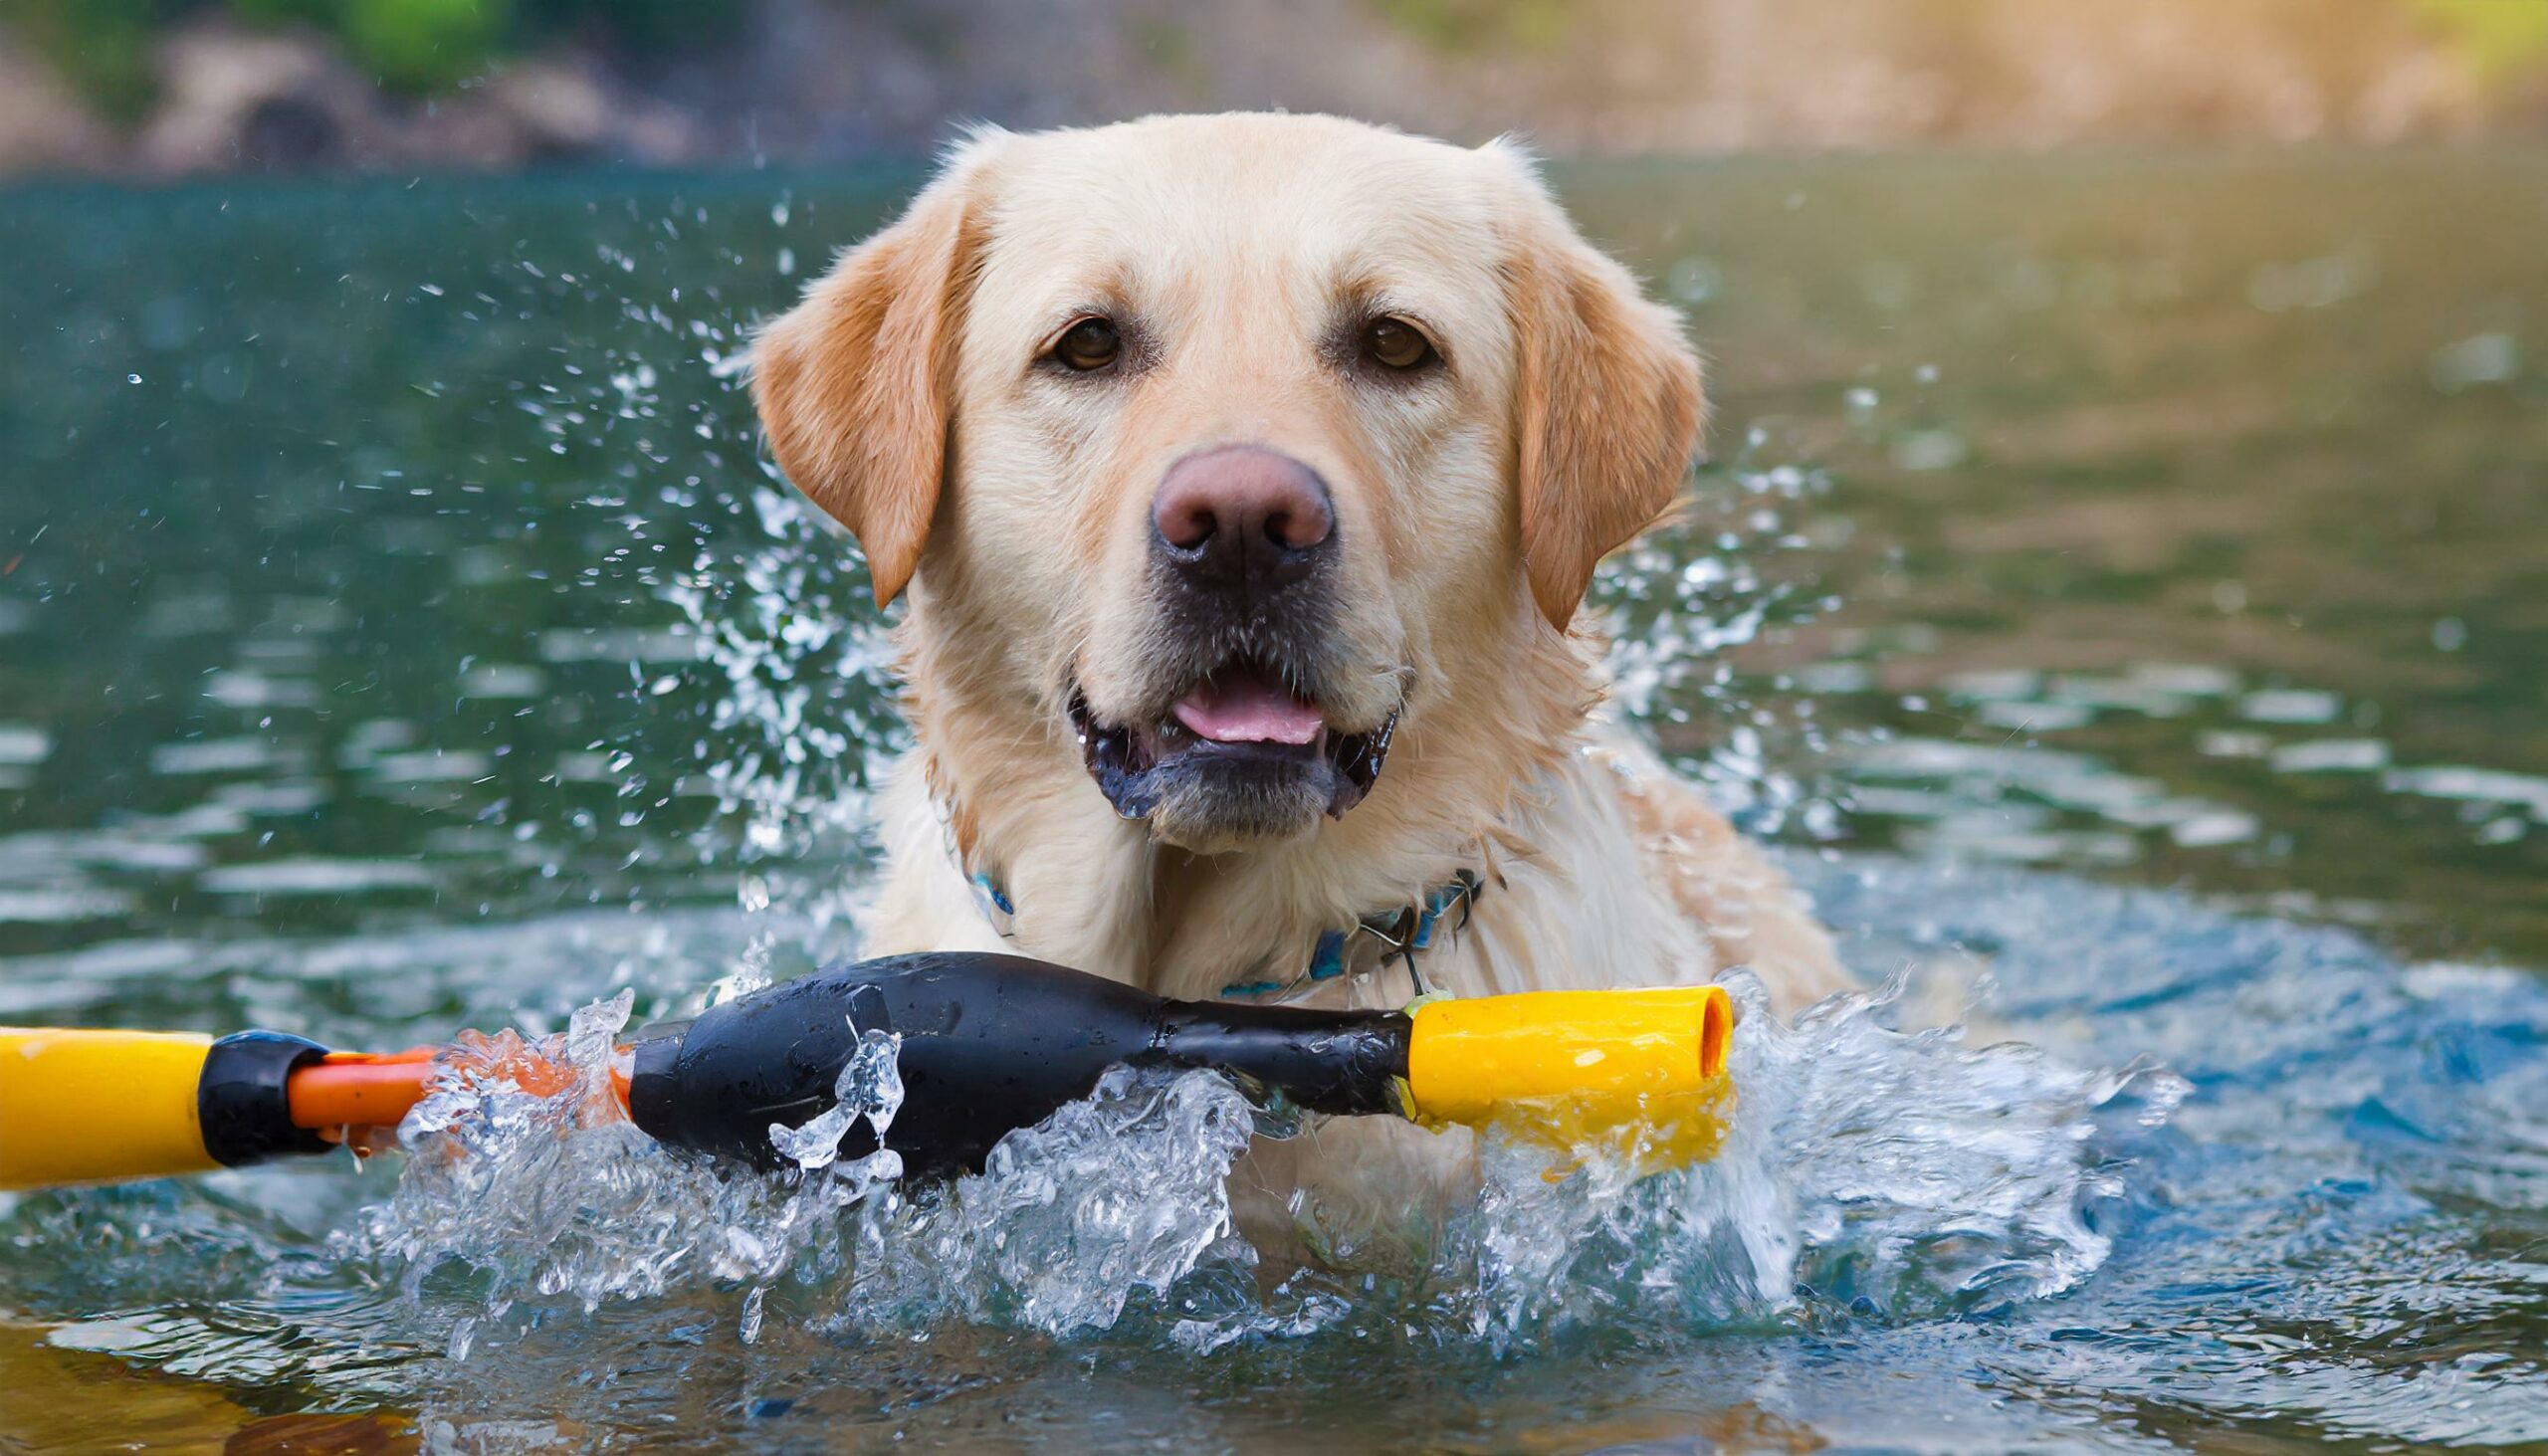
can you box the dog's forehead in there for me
[972,117,1513,321]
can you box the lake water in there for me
[0,150,2541,1451]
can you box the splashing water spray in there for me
[0,952,1733,1194]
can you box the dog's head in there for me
[754,114,1700,854]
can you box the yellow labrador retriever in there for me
[753,112,1847,1244]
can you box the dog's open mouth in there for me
[1069,660,1397,825]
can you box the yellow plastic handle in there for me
[1403,985,1736,1171]
[0,1028,221,1191]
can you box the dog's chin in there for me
[1142,743,1346,852]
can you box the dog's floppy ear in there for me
[751,139,998,607]
[1497,147,1705,631]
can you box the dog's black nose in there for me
[1151,446,1334,590]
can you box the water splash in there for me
[361,988,745,1311]
[360,989,897,1316]
[348,956,2162,1357]
[355,993,1267,1342]
[1743,971,2184,1321]
[866,1067,1261,1336]
[1594,433,1846,839]
[653,485,904,871]
[1412,965,2180,1353]
[765,1016,903,1173]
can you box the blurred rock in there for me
[404,62,700,169]
[118,19,696,174]
[480,63,696,164]
[134,20,381,172]
[0,35,114,173]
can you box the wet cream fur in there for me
[753,113,1849,1255]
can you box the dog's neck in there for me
[896,597,1601,1000]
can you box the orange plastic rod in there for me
[286,1046,632,1133]
[286,1048,440,1131]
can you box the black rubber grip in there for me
[624,1034,683,1144]
[198,1030,332,1167]
[623,951,1411,1182]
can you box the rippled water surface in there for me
[1,151,2543,1451]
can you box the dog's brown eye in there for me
[1363,316,1436,371]
[1053,316,1121,371]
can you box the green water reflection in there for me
[2,151,2539,975]
[1582,150,2548,966]
[0,147,2542,1450]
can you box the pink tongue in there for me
[1171,674,1324,745]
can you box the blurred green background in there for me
[3,0,2547,174]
